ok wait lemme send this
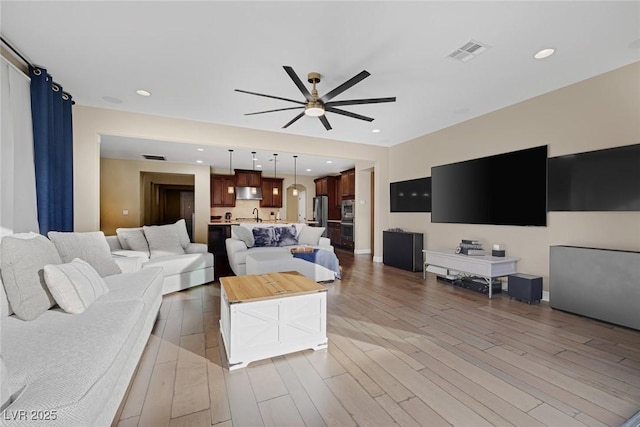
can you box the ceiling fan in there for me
[235,66,396,131]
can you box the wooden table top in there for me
[220,271,327,303]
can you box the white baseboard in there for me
[373,256,383,263]
[354,249,371,255]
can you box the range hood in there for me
[235,186,263,200]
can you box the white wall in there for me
[388,62,640,290]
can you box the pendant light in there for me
[292,155,298,196]
[250,151,257,194]
[273,153,279,195]
[227,149,234,194]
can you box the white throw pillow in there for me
[231,225,254,247]
[122,229,150,255]
[115,227,143,250]
[1,233,60,320]
[44,258,109,314]
[143,225,186,259]
[48,231,122,277]
[174,219,191,248]
[298,226,326,246]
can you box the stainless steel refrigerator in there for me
[313,195,328,237]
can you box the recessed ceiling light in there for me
[136,89,151,97]
[196,160,203,163]
[326,160,333,164]
[306,168,312,172]
[534,48,555,60]
[197,148,204,152]
[372,129,381,133]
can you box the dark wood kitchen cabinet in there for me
[327,222,342,246]
[208,224,233,277]
[260,178,283,208]
[341,168,355,200]
[234,169,261,187]
[210,175,235,207]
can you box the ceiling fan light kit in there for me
[235,65,396,131]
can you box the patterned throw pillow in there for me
[252,227,276,247]
[274,225,298,247]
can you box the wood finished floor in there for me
[115,250,640,427]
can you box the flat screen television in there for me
[390,177,431,212]
[431,145,547,226]
[548,144,640,211]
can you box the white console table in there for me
[423,249,519,299]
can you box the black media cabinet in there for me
[383,230,423,272]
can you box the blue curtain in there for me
[29,66,74,234]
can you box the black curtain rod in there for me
[1,36,34,68]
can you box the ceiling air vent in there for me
[448,40,489,62]
[142,154,166,161]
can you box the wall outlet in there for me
[122,210,129,216]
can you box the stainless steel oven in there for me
[341,199,354,221]
[340,221,353,243]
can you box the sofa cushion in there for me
[232,225,254,247]
[1,353,26,413]
[0,274,13,318]
[298,226,326,246]
[48,231,122,277]
[174,219,191,248]
[44,258,109,314]
[143,253,213,277]
[143,224,186,258]
[0,299,146,422]
[115,227,143,250]
[102,267,163,309]
[122,229,150,254]
[0,233,60,320]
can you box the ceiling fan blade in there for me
[325,97,396,107]
[319,115,332,131]
[283,66,313,102]
[325,106,374,122]
[320,70,370,103]
[245,106,304,116]
[235,89,305,105]
[282,112,305,129]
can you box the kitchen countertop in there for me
[209,220,295,225]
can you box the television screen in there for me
[548,144,640,211]
[431,145,547,226]
[390,177,431,212]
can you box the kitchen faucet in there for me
[252,208,262,223]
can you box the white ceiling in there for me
[2,1,639,174]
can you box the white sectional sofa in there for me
[225,223,339,280]
[105,220,214,294]
[0,232,164,426]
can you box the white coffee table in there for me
[246,251,336,282]
[220,272,328,370]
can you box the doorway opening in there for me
[286,185,306,223]
[141,172,195,240]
